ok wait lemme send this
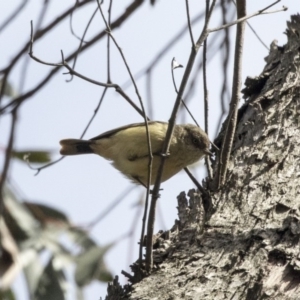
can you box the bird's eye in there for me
[192,138,199,145]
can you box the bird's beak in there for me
[204,149,213,156]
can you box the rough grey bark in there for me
[106,14,300,300]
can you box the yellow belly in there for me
[112,154,187,186]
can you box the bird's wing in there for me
[93,121,168,161]
[90,121,167,141]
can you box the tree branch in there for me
[215,0,246,189]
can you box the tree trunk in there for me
[107,14,300,300]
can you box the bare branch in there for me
[0,0,144,113]
[67,7,99,82]
[25,156,65,175]
[0,0,28,32]
[185,0,195,46]
[208,4,287,33]
[19,1,50,93]
[107,0,113,83]
[171,57,200,137]
[215,3,234,138]
[69,1,97,44]
[203,0,213,180]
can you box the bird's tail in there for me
[60,139,94,155]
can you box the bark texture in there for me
[106,14,300,300]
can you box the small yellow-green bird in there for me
[60,121,211,186]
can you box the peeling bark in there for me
[106,14,300,300]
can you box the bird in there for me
[60,121,211,187]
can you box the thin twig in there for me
[231,0,269,50]
[69,0,94,44]
[259,0,282,13]
[145,70,154,118]
[203,40,212,180]
[82,89,108,138]
[107,0,113,83]
[181,100,199,126]
[67,7,98,82]
[121,270,134,281]
[86,185,136,229]
[246,20,269,50]
[208,5,287,34]
[215,0,246,189]
[184,167,207,196]
[171,58,180,94]
[203,0,213,180]
[0,0,28,33]
[203,0,210,136]
[171,58,199,126]
[25,156,64,175]
[127,194,144,268]
[19,0,50,93]
[185,0,195,46]
[179,29,220,116]
[215,2,234,138]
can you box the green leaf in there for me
[68,227,97,250]
[0,289,17,300]
[0,78,17,98]
[75,245,113,287]
[11,150,52,164]
[34,259,66,300]
[3,185,39,241]
[23,202,69,225]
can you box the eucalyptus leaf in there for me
[75,245,113,287]
[24,202,69,225]
[12,150,52,164]
[34,259,67,300]
[0,289,16,300]
[0,78,17,98]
